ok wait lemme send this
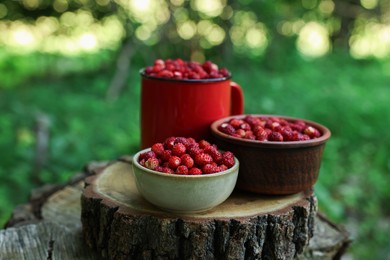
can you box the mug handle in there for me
[230,81,244,115]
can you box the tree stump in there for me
[81,156,318,259]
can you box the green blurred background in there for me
[1,0,390,258]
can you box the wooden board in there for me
[81,157,319,259]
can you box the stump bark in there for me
[81,156,319,259]
[1,158,350,259]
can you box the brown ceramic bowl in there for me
[210,114,331,195]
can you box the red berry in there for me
[161,167,174,174]
[151,143,164,156]
[175,136,188,144]
[298,133,311,141]
[268,132,284,142]
[139,159,146,166]
[229,119,244,129]
[219,68,230,77]
[160,150,172,162]
[198,139,211,149]
[202,60,218,73]
[168,156,181,169]
[204,146,223,163]
[271,122,282,132]
[158,70,174,78]
[139,151,156,161]
[219,123,235,135]
[176,165,189,175]
[281,129,295,141]
[155,166,164,172]
[218,164,228,172]
[145,157,159,170]
[244,115,261,126]
[303,126,321,138]
[194,153,213,166]
[187,145,203,158]
[245,131,256,140]
[172,143,186,156]
[164,136,176,150]
[180,154,194,168]
[222,151,235,168]
[235,129,246,138]
[202,164,219,174]
[188,167,202,175]
[173,71,183,79]
[239,123,251,131]
[186,137,197,145]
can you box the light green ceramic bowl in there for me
[132,148,239,214]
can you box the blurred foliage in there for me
[1,0,390,259]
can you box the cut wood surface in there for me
[81,156,349,259]
[0,158,350,260]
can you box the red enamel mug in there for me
[140,72,244,149]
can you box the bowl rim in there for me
[133,148,239,179]
[210,114,331,148]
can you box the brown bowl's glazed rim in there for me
[211,114,331,149]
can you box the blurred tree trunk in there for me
[106,38,136,101]
[332,0,362,49]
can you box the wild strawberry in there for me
[155,166,163,172]
[244,115,261,127]
[219,123,235,135]
[204,145,223,163]
[161,167,174,174]
[173,71,183,79]
[271,122,282,132]
[202,60,218,73]
[194,153,213,166]
[168,156,181,169]
[281,129,294,141]
[303,126,321,138]
[239,123,251,131]
[219,68,230,77]
[187,146,203,158]
[175,136,190,146]
[198,139,211,149]
[176,165,189,175]
[222,151,235,168]
[202,164,219,174]
[164,136,176,150]
[180,154,194,168]
[139,151,156,161]
[151,143,164,156]
[186,137,197,145]
[218,164,228,172]
[268,132,283,142]
[291,120,306,132]
[144,66,153,74]
[153,59,165,72]
[229,119,244,129]
[255,127,268,141]
[188,167,202,175]
[298,133,311,141]
[188,72,200,79]
[157,70,174,78]
[160,150,172,162]
[139,159,146,166]
[172,143,186,156]
[245,132,256,140]
[145,157,159,170]
[209,70,221,78]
